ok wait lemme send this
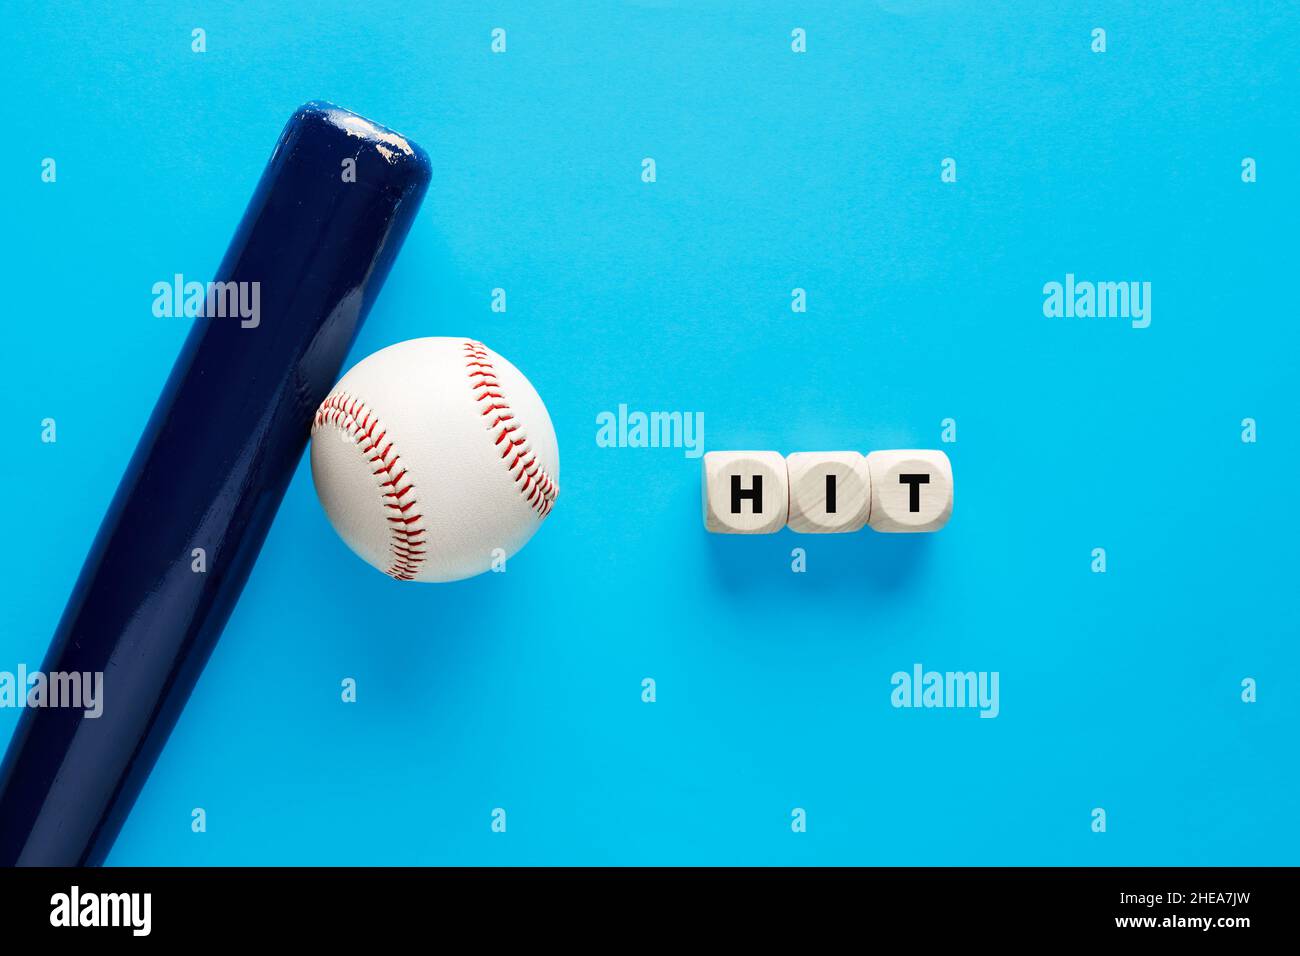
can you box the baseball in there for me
[310,337,559,582]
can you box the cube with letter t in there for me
[864,449,953,533]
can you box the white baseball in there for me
[310,337,559,582]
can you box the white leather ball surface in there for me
[310,337,559,582]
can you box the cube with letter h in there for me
[703,449,952,534]
[702,451,789,534]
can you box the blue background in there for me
[2,1,1296,865]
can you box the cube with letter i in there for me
[786,452,872,533]
[702,451,789,533]
[864,449,953,533]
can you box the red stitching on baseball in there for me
[463,340,558,518]
[312,391,427,581]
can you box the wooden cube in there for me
[865,449,953,533]
[702,451,789,533]
[786,452,871,533]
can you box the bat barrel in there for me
[0,102,430,866]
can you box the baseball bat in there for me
[0,102,430,866]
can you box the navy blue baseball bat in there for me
[0,102,430,866]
